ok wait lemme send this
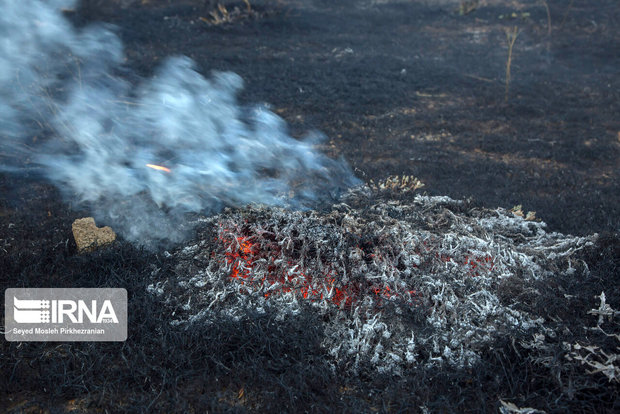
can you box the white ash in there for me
[149,187,595,374]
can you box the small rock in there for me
[72,217,116,253]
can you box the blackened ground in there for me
[1,0,619,412]
[1,179,619,413]
[70,0,619,237]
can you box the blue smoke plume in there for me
[0,0,358,246]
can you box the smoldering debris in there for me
[149,186,598,375]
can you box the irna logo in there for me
[5,288,127,342]
[13,297,119,324]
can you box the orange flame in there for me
[146,164,171,173]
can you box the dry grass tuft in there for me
[510,205,536,221]
[369,175,425,193]
[200,1,256,26]
[457,1,479,16]
[504,26,520,102]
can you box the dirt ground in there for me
[1,0,618,412]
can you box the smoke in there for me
[0,0,359,246]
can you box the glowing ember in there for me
[146,164,171,173]
[215,219,501,310]
[218,225,421,308]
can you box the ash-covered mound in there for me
[148,187,596,375]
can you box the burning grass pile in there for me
[1,184,618,412]
[150,186,604,376]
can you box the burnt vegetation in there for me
[1,0,619,412]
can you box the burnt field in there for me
[1,0,619,412]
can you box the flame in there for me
[146,164,171,173]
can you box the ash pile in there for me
[149,184,602,376]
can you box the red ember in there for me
[218,225,424,308]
